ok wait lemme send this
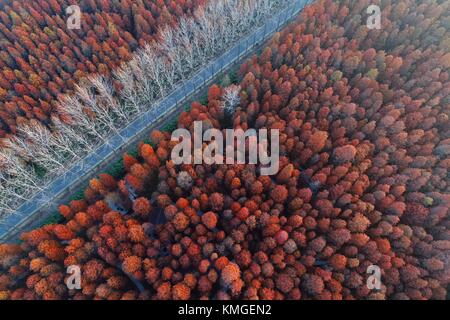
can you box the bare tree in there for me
[0,148,43,210]
[114,61,148,114]
[222,85,242,114]
[10,123,67,172]
[57,94,109,146]
[51,115,96,154]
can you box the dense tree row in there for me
[0,0,209,138]
[0,0,288,215]
[0,0,449,300]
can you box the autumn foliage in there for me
[0,0,449,300]
[0,0,207,138]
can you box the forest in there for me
[0,0,287,215]
[0,0,210,137]
[0,0,449,300]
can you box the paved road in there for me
[0,0,312,242]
